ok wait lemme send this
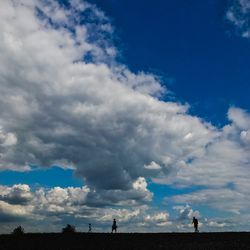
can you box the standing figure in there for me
[192,217,199,232]
[112,219,117,233]
[88,223,92,233]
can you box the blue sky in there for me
[0,0,250,233]
[0,167,83,188]
[88,0,250,126]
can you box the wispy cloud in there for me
[226,0,250,38]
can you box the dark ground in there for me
[1,232,250,250]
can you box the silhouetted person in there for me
[192,217,199,232]
[88,223,92,233]
[112,219,117,233]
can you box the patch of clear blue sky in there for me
[148,182,203,205]
[86,0,250,127]
[0,167,83,188]
[148,182,232,219]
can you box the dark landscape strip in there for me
[0,232,249,250]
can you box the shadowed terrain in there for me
[0,232,250,250]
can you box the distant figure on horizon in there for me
[192,217,199,232]
[88,223,92,233]
[112,219,117,233]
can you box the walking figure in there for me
[112,219,117,233]
[88,223,92,233]
[192,217,199,232]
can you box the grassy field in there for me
[0,232,250,250]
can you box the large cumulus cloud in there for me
[166,108,250,226]
[0,182,247,233]
[0,184,162,233]
[0,0,216,198]
[164,107,250,189]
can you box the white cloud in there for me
[162,107,250,191]
[0,128,17,147]
[0,0,218,202]
[98,208,140,223]
[144,161,162,170]
[207,220,227,228]
[162,107,250,227]
[228,107,250,129]
[0,200,32,219]
[133,177,148,191]
[0,184,90,223]
[0,184,32,205]
[170,187,250,215]
[226,0,250,38]
[0,184,165,232]
[173,204,200,220]
[144,212,172,227]
[0,183,246,233]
